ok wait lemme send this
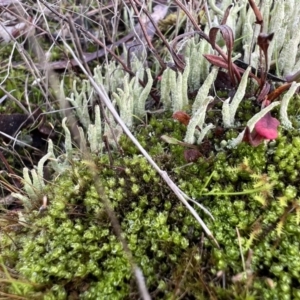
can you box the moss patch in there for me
[1,104,300,299]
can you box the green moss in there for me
[2,101,300,299]
[1,150,192,298]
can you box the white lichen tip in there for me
[62,117,73,160]
[222,97,231,128]
[66,80,92,131]
[134,68,153,118]
[184,96,214,144]
[192,67,218,114]
[22,167,36,201]
[88,105,103,153]
[223,66,251,128]
[160,59,190,112]
[197,123,215,144]
[280,82,300,129]
[160,67,173,110]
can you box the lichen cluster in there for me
[208,0,300,76]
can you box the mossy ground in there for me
[1,97,300,299]
[1,5,300,298]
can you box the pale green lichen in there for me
[112,68,153,127]
[133,68,153,118]
[87,105,102,154]
[280,82,300,129]
[222,67,251,128]
[185,35,212,90]
[11,149,53,210]
[279,28,300,76]
[113,74,134,128]
[93,62,124,94]
[46,139,68,174]
[192,67,218,114]
[160,59,190,112]
[160,67,173,110]
[222,97,231,128]
[211,0,300,75]
[184,96,214,144]
[241,7,256,65]
[208,0,225,16]
[12,168,41,210]
[103,104,123,148]
[61,117,73,160]
[21,168,37,201]
[197,123,215,144]
[66,80,92,131]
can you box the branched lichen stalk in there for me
[134,69,153,118]
[113,74,134,128]
[62,117,73,160]
[185,96,213,144]
[279,28,300,76]
[192,67,218,114]
[168,68,179,112]
[46,139,62,173]
[22,168,36,201]
[208,0,224,16]
[197,123,215,144]
[31,169,43,195]
[200,40,212,82]
[37,152,52,189]
[181,58,190,109]
[223,67,251,128]
[188,39,202,90]
[88,105,102,153]
[261,0,272,33]
[280,82,300,129]
[78,126,87,152]
[242,10,255,65]
[67,80,92,130]
[160,67,172,110]
[268,0,285,69]
[222,97,231,128]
